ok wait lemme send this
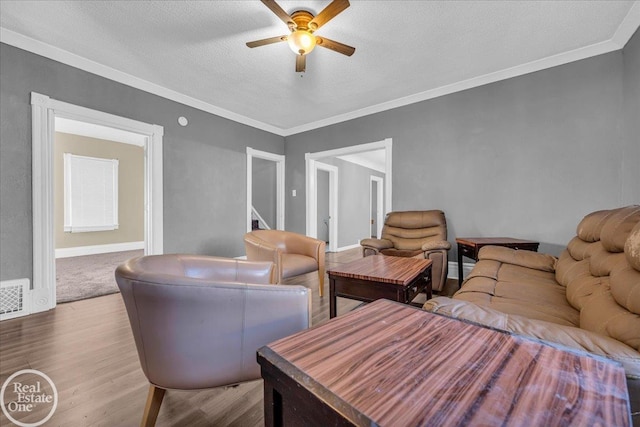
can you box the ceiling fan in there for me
[246,0,355,72]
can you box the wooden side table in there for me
[456,237,540,286]
[327,255,432,318]
[258,299,631,427]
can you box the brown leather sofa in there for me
[244,229,326,296]
[423,206,640,422]
[360,210,451,292]
[115,254,311,426]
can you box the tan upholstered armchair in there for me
[244,229,326,296]
[361,210,451,292]
[115,254,311,427]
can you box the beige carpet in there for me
[56,250,143,303]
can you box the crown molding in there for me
[611,1,640,48]
[282,39,627,136]
[3,3,639,139]
[0,28,286,136]
[282,3,640,136]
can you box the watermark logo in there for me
[1,369,58,427]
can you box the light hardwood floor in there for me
[0,249,451,426]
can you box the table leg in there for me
[457,243,464,288]
[263,377,281,427]
[329,278,337,318]
[424,269,432,300]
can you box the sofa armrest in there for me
[117,254,277,285]
[478,246,557,273]
[423,297,640,378]
[422,240,451,252]
[243,282,312,366]
[283,233,325,261]
[244,234,283,279]
[361,238,394,250]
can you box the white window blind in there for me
[64,153,119,233]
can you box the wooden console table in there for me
[456,237,540,286]
[327,255,432,318]
[258,299,631,426]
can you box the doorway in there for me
[246,148,285,232]
[306,138,392,250]
[31,92,163,314]
[317,169,330,244]
[370,176,384,238]
[315,162,338,252]
[54,119,146,303]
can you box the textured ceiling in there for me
[1,1,639,135]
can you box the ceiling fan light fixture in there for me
[287,30,316,55]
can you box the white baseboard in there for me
[336,243,361,252]
[447,261,476,280]
[55,241,144,259]
[235,255,248,260]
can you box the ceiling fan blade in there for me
[260,0,297,30]
[296,55,306,73]
[308,0,350,31]
[316,36,355,56]
[246,35,288,48]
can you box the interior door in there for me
[252,157,277,230]
[317,169,330,244]
[371,179,378,238]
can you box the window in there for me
[64,153,119,233]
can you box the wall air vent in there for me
[1,279,31,321]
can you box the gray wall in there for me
[252,157,277,229]
[318,158,385,248]
[0,43,284,282]
[622,29,640,206]
[285,30,640,258]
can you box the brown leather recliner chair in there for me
[244,230,326,296]
[115,254,311,427]
[361,210,451,292]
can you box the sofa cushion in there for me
[576,208,640,352]
[580,283,640,353]
[380,248,424,258]
[423,297,640,378]
[382,210,447,250]
[565,236,596,261]
[576,208,620,243]
[611,263,640,316]
[281,254,319,278]
[600,205,640,253]
[455,252,578,326]
[560,252,605,310]
[626,221,640,271]
[600,226,640,352]
[476,246,557,272]
[589,242,628,277]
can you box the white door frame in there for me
[31,92,164,313]
[370,175,384,238]
[306,138,392,241]
[314,162,338,252]
[246,147,285,232]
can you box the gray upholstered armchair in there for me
[361,210,451,292]
[115,254,311,427]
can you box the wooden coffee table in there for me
[456,237,540,286]
[327,255,432,318]
[258,299,631,426]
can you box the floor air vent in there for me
[1,279,31,321]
